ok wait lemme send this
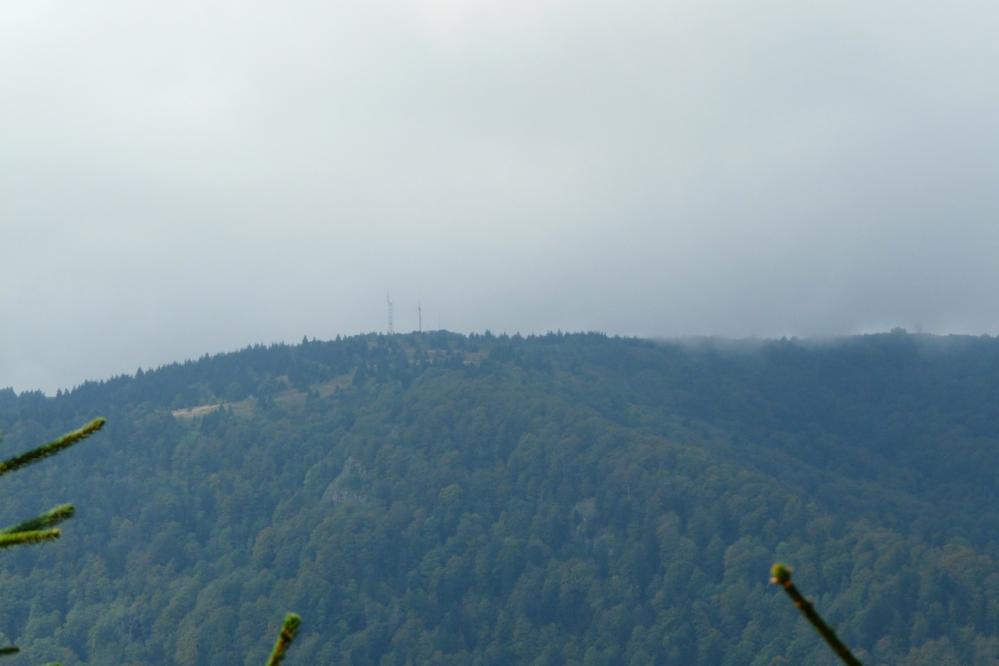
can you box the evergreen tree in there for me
[264,613,301,666]
[0,416,302,666]
[771,563,862,665]
[0,418,106,663]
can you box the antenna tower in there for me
[386,292,394,334]
[418,301,423,333]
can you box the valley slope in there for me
[0,331,996,664]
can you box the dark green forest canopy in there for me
[0,331,996,664]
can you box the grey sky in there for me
[3,0,999,393]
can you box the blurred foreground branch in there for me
[770,563,862,666]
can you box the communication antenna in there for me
[386,291,394,334]
[418,301,423,333]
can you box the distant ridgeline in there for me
[0,331,996,664]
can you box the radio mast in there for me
[418,301,422,333]
[386,292,394,334]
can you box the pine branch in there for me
[1,504,75,534]
[0,418,106,477]
[770,563,862,666]
[264,613,301,666]
[0,529,61,550]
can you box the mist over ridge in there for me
[7,326,989,398]
[5,0,999,394]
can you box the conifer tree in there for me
[0,417,106,663]
[264,613,301,666]
[0,416,301,665]
[770,563,862,665]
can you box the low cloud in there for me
[3,0,998,391]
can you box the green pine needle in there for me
[0,529,60,550]
[0,418,106,478]
[770,562,792,585]
[0,419,105,664]
[1,504,75,535]
[770,562,862,665]
[264,613,301,666]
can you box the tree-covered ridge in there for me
[0,331,996,664]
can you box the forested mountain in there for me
[0,330,996,664]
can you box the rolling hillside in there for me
[0,331,996,664]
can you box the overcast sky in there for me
[3,1,999,393]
